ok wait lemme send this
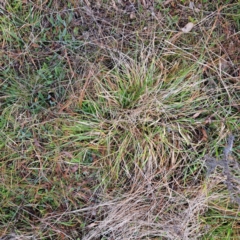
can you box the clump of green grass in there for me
[0,0,239,239]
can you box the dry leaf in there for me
[130,12,136,19]
[87,222,98,228]
[189,2,195,10]
[205,112,216,124]
[201,128,208,142]
[31,43,40,48]
[219,57,230,71]
[163,0,174,5]
[181,22,194,33]
[192,111,202,119]
[70,164,79,173]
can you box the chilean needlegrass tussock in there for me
[63,52,211,182]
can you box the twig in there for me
[205,135,240,205]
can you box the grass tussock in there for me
[0,0,240,239]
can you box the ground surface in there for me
[0,0,240,239]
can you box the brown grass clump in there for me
[81,181,209,239]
